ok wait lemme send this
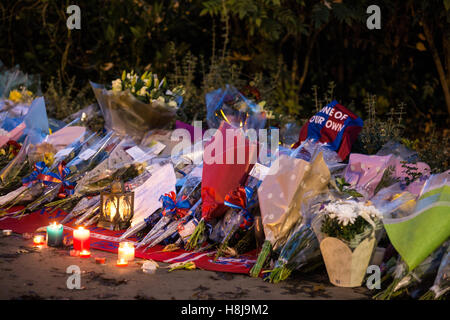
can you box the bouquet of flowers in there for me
[0,97,49,193]
[420,249,449,300]
[0,61,40,99]
[117,160,177,240]
[250,151,331,277]
[66,141,167,227]
[14,131,120,215]
[91,70,183,140]
[384,170,450,271]
[185,122,259,251]
[374,241,449,299]
[264,195,330,283]
[210,174,259,260]
[313,199,383,287]
[137,164,202,249]
[205,84,266,130]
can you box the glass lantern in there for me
[98,180,134,230]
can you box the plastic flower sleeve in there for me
[0,63,41,98]
[119,162,176,241]
[266,195,329,283]
[201,122,258,222]
[375,241,449,299]
[91,81,177,141]
[250,152,330,277]
[0,98,49,187]
[384,170,450,271]
[259,152,330,251]
[137,165,202,247]
[421,250,449,299]
[205,85,266,130]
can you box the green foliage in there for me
[356,95,406,155]
[44,74,93,120]
[335,177,364,198]
[321,215,370,243]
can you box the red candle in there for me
[80,250,91,258]
[73,227,90,251]
[95,257,106,264]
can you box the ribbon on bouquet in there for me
[22,161,50,187]
[224,186,256,230]
[159,191,191,220]
[35,162,75,198]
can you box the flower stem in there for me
[185,219,205,251]
[250,240,272,278]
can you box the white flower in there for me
[157,96,165,103]
[112,79,122,92]
[137,86,148,96]
[324,201,359,226]
[167,100,178,108]
[357,202,382,220]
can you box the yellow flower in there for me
[8,90,22,103]
[44,152,55,166]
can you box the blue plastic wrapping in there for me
[205,84,266,130]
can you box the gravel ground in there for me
[0,233,372,300]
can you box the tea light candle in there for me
[73,226,90,251]
[116,258,128,267]
[118,241,135,262]
[3,229,12,236]
[46,222,64,247]
[95,257,106,264]
[33,235,45,246]
[79,250,91,258]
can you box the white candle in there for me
[118,241,135,262]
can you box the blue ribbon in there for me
[159,191,191,219]
[22,161,49,186]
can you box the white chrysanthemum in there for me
[324,201,359,226]
[157,96,165,103]
[112,79,122,92]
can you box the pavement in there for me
[0,233,372,300]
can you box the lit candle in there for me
[33,235,45,246]
[116,258,128,267]
[118,241,135,262]
[46,222,64,247]
[3,229,12,236]
[73,226,90,251]
[95,257,106,264]
[80,250,91,258]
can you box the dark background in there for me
[1,0,448,169]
